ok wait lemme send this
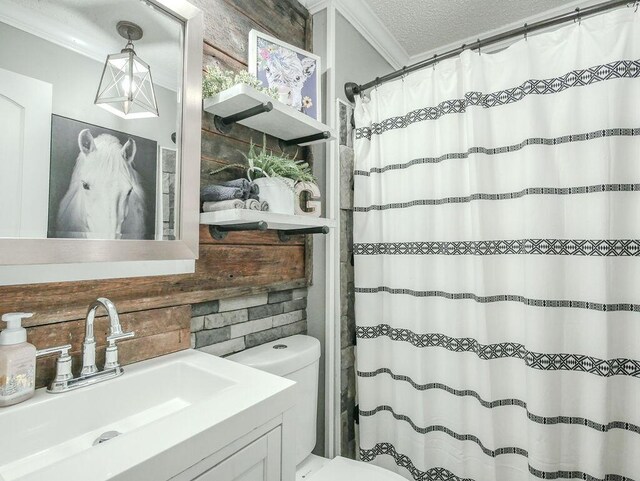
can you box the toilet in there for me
[228,335,405,481]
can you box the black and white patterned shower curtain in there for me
[353,8,640,481]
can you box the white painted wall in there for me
[306,6,392,457]
[0,22,178,151]
[334,12,394,103]
[308,8,328,457]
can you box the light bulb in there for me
[121,77,137,96]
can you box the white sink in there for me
[0,350,295,481]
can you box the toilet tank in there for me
[228,335,320,465]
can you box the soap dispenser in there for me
[0,312,36,407]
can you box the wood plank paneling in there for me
[224,0,308,35]
[5,241,305,325]
[199,225,304,245]
[191,0,307,65]
[31,306,191,388]
[203,42,246,72]
[202,112,306,158]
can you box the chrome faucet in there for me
[81,298,131,375]
[36,298,135,393]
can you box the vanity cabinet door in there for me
[192,427,281,481]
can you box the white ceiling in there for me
[0,0,182,90]
[302,0,602,68]
[364,0,578,58]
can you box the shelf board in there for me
[203,84,336,146]
[200,209,336,231]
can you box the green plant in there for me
[209,135,315,184]
[202,66,279,100]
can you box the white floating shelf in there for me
[200,209,336,231]
[203,84,336,146]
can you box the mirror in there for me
[0,0,202,266]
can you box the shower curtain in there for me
[353,8,640,481]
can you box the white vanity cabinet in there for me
[163,399,295,481]
[182,427,282,481]
[125,403,295,481]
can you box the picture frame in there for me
[248,29,322,121]
[47,115,158,240]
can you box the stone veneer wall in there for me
[190,288,308,357]
[339,144,357,459]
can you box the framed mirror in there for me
[0,0,202,268]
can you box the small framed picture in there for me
[249,29,321,121]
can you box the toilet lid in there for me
[306,456,406,481]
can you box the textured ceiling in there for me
[364,0,580,58]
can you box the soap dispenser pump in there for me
[0,312,36,407]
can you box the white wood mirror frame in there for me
[0,0,203,274]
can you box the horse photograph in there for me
[249,30,321,121]
[47,115,157,240]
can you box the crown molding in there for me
[301,0,330,15]
[299,0,409,69]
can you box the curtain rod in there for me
[344,0,634,102]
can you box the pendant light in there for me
[95,21,159,119]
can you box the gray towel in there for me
[260,201,269,211]
[201,184,244,202]
[216,178,249,189]
[215,178,251,199]
[202,199,245,212]
[250,182,259,195]
[244,199,261,210]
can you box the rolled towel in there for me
[248,192,260,201]
[249,182,259,195]
[260,201,269,211]
[215,178,251,199]
[202,199,245,212]
[244,199,261,210]
[217,178,250,190]
[201,184,243,202]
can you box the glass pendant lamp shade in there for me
[95,21,159,119]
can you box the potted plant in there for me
[202,66,279,100]
[210,135,316,215]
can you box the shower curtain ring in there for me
[432,53,437,70]
[635,0,639,13]
[401,66,408,81]
[574,7,581,25]
[476,38,481,55]
[523,23,528,41]
[374,77,380,91]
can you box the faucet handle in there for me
[36,344,73,393]
[104,331,134,370]
[106,331,135,343]
[36,344,72,358]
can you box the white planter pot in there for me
[254,177,295,215]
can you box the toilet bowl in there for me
[228,335,405,481]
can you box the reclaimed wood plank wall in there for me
[0,0,313,386]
